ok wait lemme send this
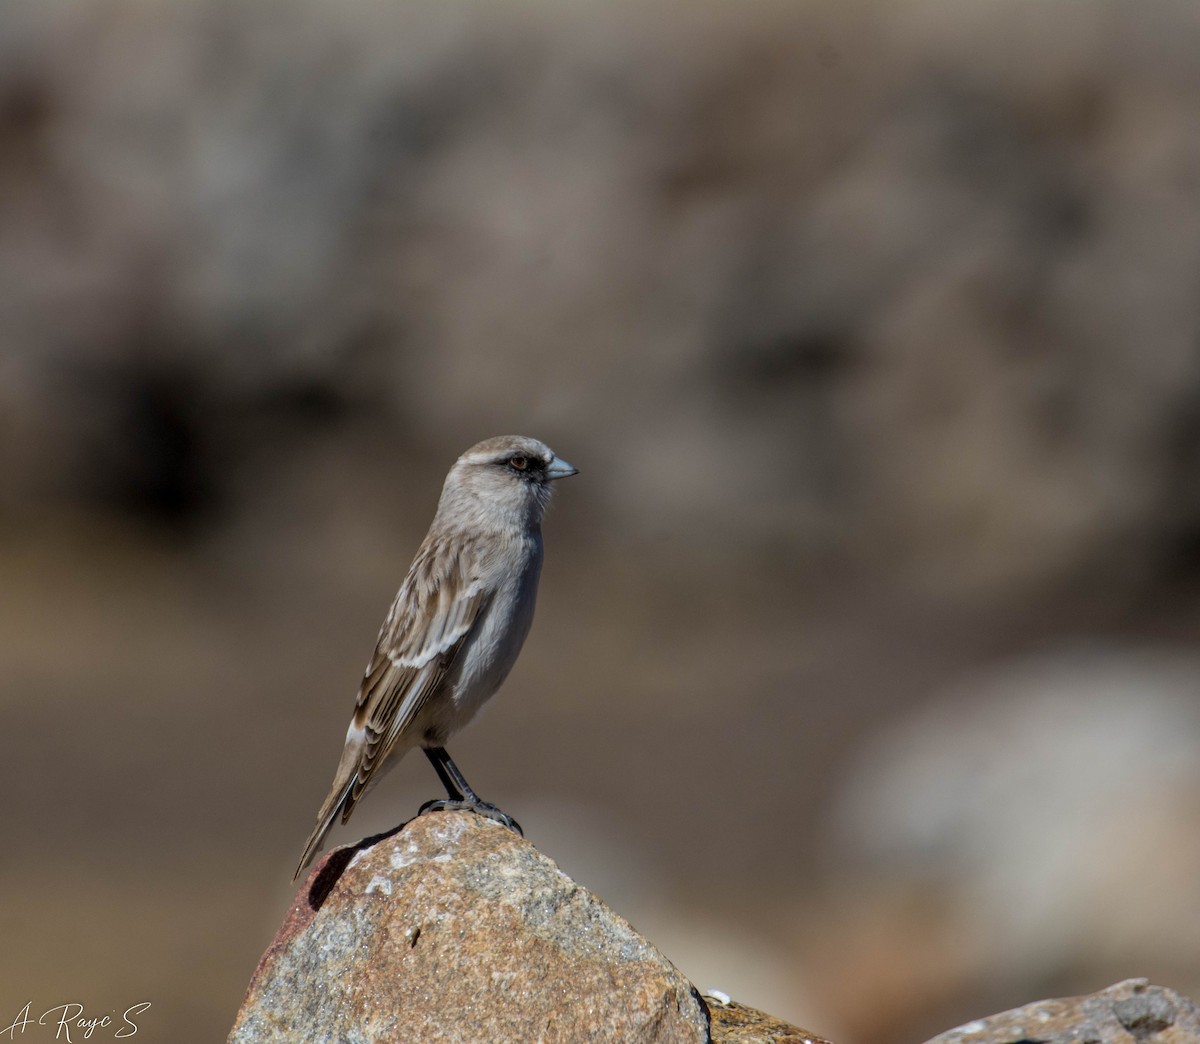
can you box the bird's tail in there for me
[293,764,358,882]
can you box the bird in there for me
[294,435,578,880]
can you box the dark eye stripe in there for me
[491,454,544,471]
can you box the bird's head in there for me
[440,435,578,530]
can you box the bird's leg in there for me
[424,745,470,801]
[418,747,523,836]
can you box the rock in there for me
[230,812,818,1043]
[924,979,1200,1044]
[815,647,1200,1041]
[704,997,833,1044]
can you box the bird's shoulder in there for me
[380,530,488,648]
[353,525,541,707]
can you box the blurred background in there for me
[4,0,1200,1040]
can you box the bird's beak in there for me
[545,456,579,480]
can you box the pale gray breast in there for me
[446,530,544,722]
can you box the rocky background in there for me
[4,1,1200,1041]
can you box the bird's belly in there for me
[425,566,539,743]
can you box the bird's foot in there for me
[417,798,523,836]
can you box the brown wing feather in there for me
[293,534,490,879]
[347,541,491,807]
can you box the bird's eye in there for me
[509,455,529,471]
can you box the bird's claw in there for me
[417,798,524,836]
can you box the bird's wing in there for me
[293,535,490,880]
[348,534,490,811]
